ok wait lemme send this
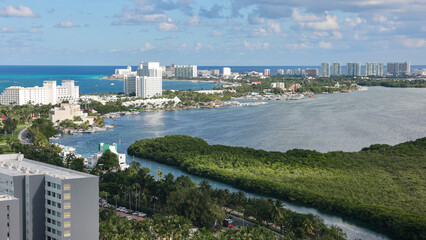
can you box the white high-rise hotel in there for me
[124,62,163,98]
[321,63,330,77]
[0,80,79,106]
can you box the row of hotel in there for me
[317,61,411,77]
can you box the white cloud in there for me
[402,38,426,48]
[345,17,366,27]
[250,27,268,37]
[248,14,265,25]
[332,31,343,39]
[55,21,80,28]
[0,5,39,18]
[1,27,17,33]
[188,15,199,26]
[195,42,202,51]
[243,41,270,50]
[181,43,187,48]
[141,42,154,52]
[211,30,222,37]
[267,20,286,37]
[318,41,332,49]
[293,10,340,30]
[286,42,313,50]
[158,22,178,32]
[29,28,42,34]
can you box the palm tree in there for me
[156,169,163,179]
[133,183,141,211]
[113,194,120,207]
[269,199,283,223]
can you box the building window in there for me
[64,184,70,191]
[57,221,61,227]
[57,184,61,190]
[57,230,61,236]
[47,218,51,223]
[57,212,61,218]
[47,200,51,205]
[52,183,56,189]
[64,221,70,228]
[64,231,71,237]
[47,227,51,232]
[64,193,71,200]
[64,202,70,209]
[64,212,70,219]
[47,182,51,187]
[57,203,61,208]
[57,194,61,199]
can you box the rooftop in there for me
[0,194,17,201]
[0,154,96,180]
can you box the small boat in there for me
[110,83,115,86]
[309,95,314,98]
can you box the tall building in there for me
[0,153,99,240]
[321,63,330,77]
[332,63,342,76]
[286,69,293,75]
[0,80,79,106]
[0,195,20,240]
[377,63,384,76]
[123,74,137,95]
[222,67,231,76]
[365,62,377,76]
[399,61,411,75]
[347,63,362,76]
[175,65,197,78]
[264,69,271,76]
[305,69,318,77]
[387,62,411,75]
[136,62,163,98]
[277,69,285,75]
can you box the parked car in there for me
[223,219,234,227]
[126,216,133,221]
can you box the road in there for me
[226,213,255,228]
[18,125,32,145]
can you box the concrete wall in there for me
[0,197,20,240]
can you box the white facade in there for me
[175,65,197,78]
[271,82,285,89]
[347,63,362,76]
[223,67,231,76]
[377,63,384,76]
[321,63,330,77]
[123,74,137,95]
[136,62,163,98]
[277,69,285,75]
[365,62,377,76]
[0,80,79,106]
[332,63,341,76]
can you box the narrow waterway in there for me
[57,87,426,240]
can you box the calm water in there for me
[55,87,426,240]
[0,66,219,94]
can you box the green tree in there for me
[2,117,18,134]
[96,149,119,171]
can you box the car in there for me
[138,213,147,217]
[132,212,139,216]
[126,216,133,221]
[223,219,234,228]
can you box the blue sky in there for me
[0,0,425,65]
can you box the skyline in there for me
[0,0,425,65]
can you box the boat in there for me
[309,95,314,98]
[110,83,115,86]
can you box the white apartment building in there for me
[86,143,128,170]
[223,67,231,76]
[377,63,385,76]
[277,69,285,75]
[332,63,341,76]
[347,63,362,76]
[175,65,197,78]
[365,62,377,76]
[321,63,331,77]
[123,62,163,98]
[0,80,79,106]
[271,82,285,89]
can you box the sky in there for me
[0,0,425,66]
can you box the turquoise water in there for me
[56,87,426,240]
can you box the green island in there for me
[128,135,426,240]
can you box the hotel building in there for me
[321,63,330,77]
[124,62,163,98]
[0,154,99,240]
[365,62,377,76]
[175,65,197,78]
[347,62,362,76]
[332,63,342,76]
[0,80,79,106]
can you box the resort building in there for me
[123,62,163,98]
[0,80,79,106]
[264,69,271,76]
[49,103,95,125]
[175,65,197,78]
[347,63,362,76]
[377,63,385,76]
[271,82,285,89]
[387,62,411,76]
[321,63,330,77]
[0,153,99,240]
[365,62,377,76]
[332,63,342,76]
[86,143,128,170]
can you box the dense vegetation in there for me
[128,135,426,240]
[99,162,347,239]
[357,79,426,88]
[27,118,58,146]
